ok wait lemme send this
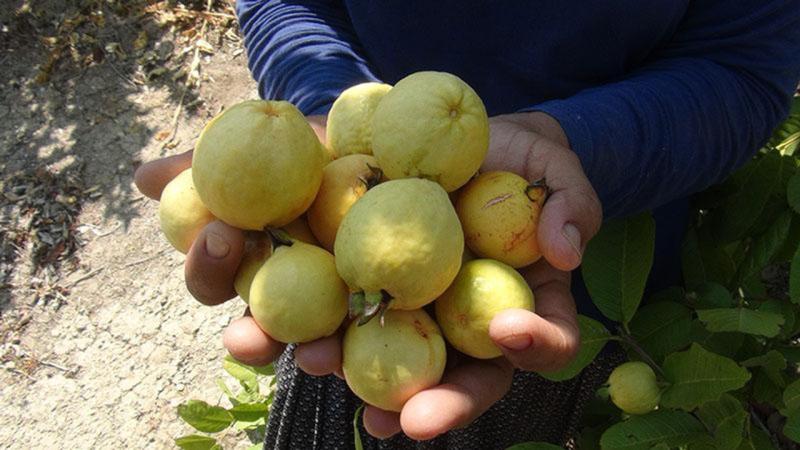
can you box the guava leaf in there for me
[743,425,779,450]
[759,299,796,340]
[695,393,747,450]
[782,378,800,417]
[660,343,751,410]
[778,346,800,364]
[223,354,259,385]
[505,443,563,450]
[216,378,238,406]
[752,367,786,409]
[539,315,610,381]
[691,282,735,309]
[736,210,792,284]
[741,350,787,388]
[708,151,784,244]
[681,228,737,290]
[599,410,707,450]
[695,308,784,337]
[689,320,743,359]
[246,444,264,450]
[628,302,693,365]
[581,213,655,325]
[177,400,234,433]
[784,413,800,444]
[790,246,800,305]
[175,435,219,450]
[229,402,269,422]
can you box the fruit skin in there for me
[607,361,661,415]
[192,100,326,230]
[281,216,320,246]
[249,241,348,343]
[435,259,534,359]
[158,168,215,254]
[327,82,392,158]
[342,309,446,412]
[456,171,547,268]
[307,154,381,251]
[372,71,489,192]
[334,178,464,310]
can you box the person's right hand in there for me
[133,115,343,374]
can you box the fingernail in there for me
[205,232,230,259]
[499,334,532,351]
[561,223,582,259]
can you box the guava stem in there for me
[266,228,294,249]
[616,327,666,379]
[525,178,550,203]
[358,164,384,191]
[355,290,392,326]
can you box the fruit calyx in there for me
[358,164,384,190]
[349,290,392,326]
[525,177,550,203]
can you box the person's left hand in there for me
[359,112,603,440]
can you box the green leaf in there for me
[252,363,275,376]
[177,400,234,433]
[691,282,735,309]
[789,174,800,215]
[740,350,787,388]
[752,367,786,409]
[175,435,218,450]
[354,404,364,450]
[689,321,743,358]
[505,443,563,450]
[223,355,259,385]
[759,299,796,340]
[246,444,264,450]
[695,308,784,337]
[737,210,792,285]
[743,424,778,450]
[695,393,747,449]
[660,343,751,410]
[777,346,800,364]
[784,413,800,444]
[582,213,656,325]
[782,378,800,416]
[709,152,784,244]
[215,378,238,406]
[790,246,800,304]
[539,315,610,381]
[628,302,693,365]
[229,402,269,422]
[599,410,707,450]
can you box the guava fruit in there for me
[334,178,463,318]
[371,71,489,192]
[342,309,446,412]
[158,168,215,254]
[327,82,392,158]
[607,361,661,415]
[233,218,319,303]
[435,259,534,359]
[249,239,348,343]
[192,100,326,230]
[307,154,382,251]
[456,171,548,268]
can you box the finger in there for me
[293,332,342,377]
[399,358,513,441]
[134,150,194,200]
[489,264,580,372]
[223,315,285,366]
[362,406,402,440]
[185,220,245,305]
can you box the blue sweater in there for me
[235,0,800,324]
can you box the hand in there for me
[133,115,339,372]
[359,112,604,440]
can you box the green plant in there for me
[512,97,800,449]
[174,355,276,450]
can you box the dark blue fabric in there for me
[235,0,800,322]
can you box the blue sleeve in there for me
[532,0,800,219]
[235,0,381,115]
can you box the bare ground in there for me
[0,2,264,448]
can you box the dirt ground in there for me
[0,2,267,448]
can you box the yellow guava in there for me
[327,82,392,158]
[607,361,661,415]
[234,218,320,303]
[342,309,446,412]
[192,100,326,230]
[371,71,489,192]
[249,240,348,343]
[158,168,215,254]
[435,259,534,359]
[334,178,463,314]
[307,154,382,251]
[456,171,547,268]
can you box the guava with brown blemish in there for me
[456,171,547,268]
[342,309,446,412]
